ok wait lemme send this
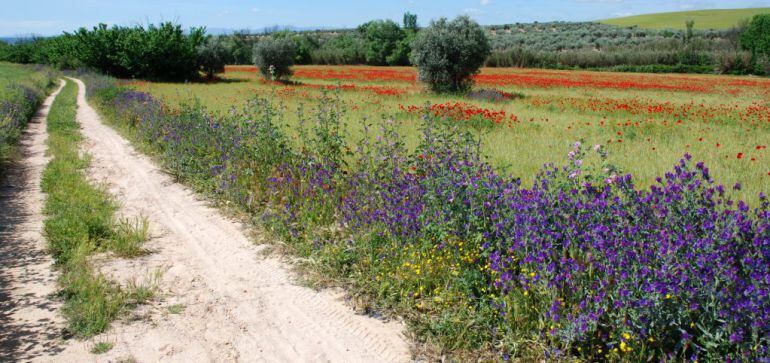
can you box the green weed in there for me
[42,79,152,338]
[90,341,113,354]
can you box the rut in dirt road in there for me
[63,77,411,362]
[0,80,66,361]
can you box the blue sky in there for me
[2,0,769,36]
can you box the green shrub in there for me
[310,33,365,65]
[197,37,230,78]
[253,38,296,80]
[290,33,320,64]
[358,20,406,66]
[757,54,770,75]
[223,31,258,64]
[741,14,770,59]
[63,22,205,81]
[410,16,490,93]
[0,41,9,60]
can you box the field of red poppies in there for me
[135,65,770,201]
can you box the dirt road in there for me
[46,78,410,362]
[0,80,66,361]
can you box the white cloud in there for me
[251,7,261,13]
[480,0,491,5]
[612,12,634,17]
[574,0,623,3]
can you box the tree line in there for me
[1,13,769,81]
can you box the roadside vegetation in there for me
[0,62,55,166]
[81,43,770,360]
[41,79,152,338]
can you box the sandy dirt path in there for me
[0,80,66,361]
[51,77,410,362]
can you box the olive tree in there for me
[410,16,490,93]
[253,37,296,80]
[197,37,230,79]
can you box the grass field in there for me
[600,7,770,29]
[128,65,770,202]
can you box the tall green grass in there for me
[41,79,151,338]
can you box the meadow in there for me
[79,62,770,360]
[130,65,770,202]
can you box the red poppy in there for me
[737,153,744,159]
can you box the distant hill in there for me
[206,25,339,36]
[600,7,770,30]
[0,37,22,44]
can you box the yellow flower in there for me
[523,290,529,296]
[622,332,631,340]
[619,341,633,353]
[665,293,672,299]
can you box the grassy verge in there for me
[0,62,56,166]
[41,79,151,338]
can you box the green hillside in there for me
[600,7,770,30]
